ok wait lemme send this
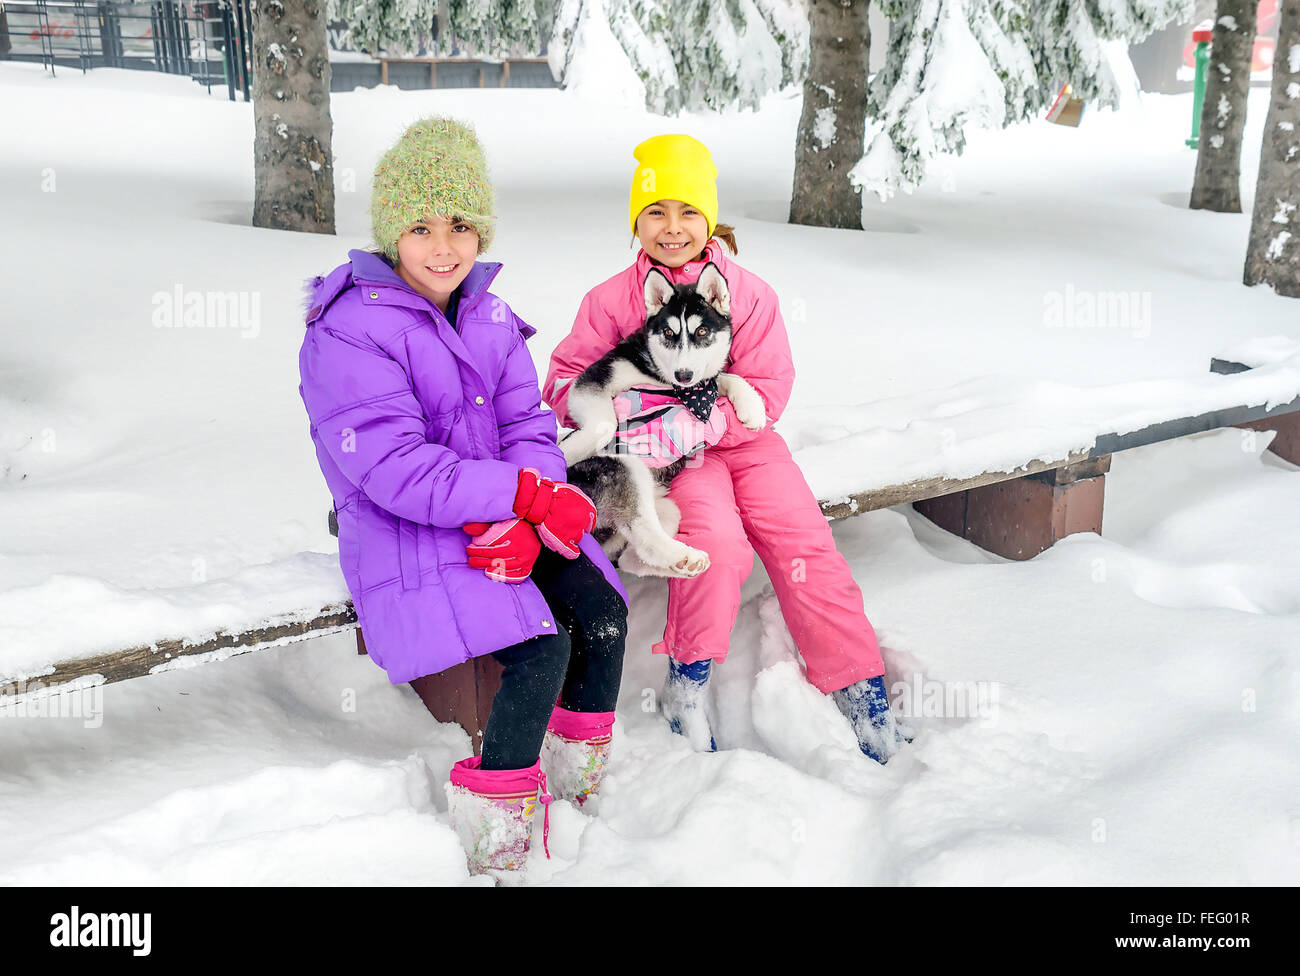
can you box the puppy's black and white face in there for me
[642,263,732,388]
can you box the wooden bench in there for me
[901,357,1300,557]
[6,358,1298,750]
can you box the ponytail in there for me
[710,222,738,255]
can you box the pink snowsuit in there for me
[542,239,885,694]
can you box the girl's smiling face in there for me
[394,215,479,312]
[635,200,709,268]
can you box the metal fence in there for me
[0,0,252,99]
[0,1,559,97]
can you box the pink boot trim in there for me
[547,705,616,743]
[449,756,553,858]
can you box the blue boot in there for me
[661,658,717,752]
[832,675,911,765]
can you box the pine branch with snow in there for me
[552,0,805,112]
[852,0,1193,200]
[326,0,440,57]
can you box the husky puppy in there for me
[560,263,767,578]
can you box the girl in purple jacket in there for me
[297,117,628,880]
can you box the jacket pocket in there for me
[336,496,365,617]
[355,497,401,593]
[433,523,473,568]
[397,518,421,590]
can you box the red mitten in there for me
[510,467,597,559]
[465,518,542,582]
[511,468,552,522]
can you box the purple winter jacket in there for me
[298,249,628,684]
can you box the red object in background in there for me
[1253,37,1275,70]
[28,24,75,40]
[1257,0,1280,31]
[1182,0,1279,73]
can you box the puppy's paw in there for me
[717,373,766,430]
[667,544,710,578]
[731,395,766,430]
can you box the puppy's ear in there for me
[644,268,675,316]
[696,262,730,316]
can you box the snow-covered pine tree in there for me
[330,0,548,58]
[552,0,802,113]
[554,0,1192,210]
[851,0,1035,198]
[549,0,673,109]
[498,0,544,51]
[853,0,1192,199]
[447,0,500,56]
[326,0,440,57]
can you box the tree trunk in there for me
[250,0,335,233]
[1189,0,1258,212]
[1243,0,1300,296]
[789,0,870,229]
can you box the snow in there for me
[550,0,651,108]
[856,0,1020,199]
[1217,335,1300,368]
[1265,231,1292,261]
[3,63,1297,669]
[2,427,1297,883]
[812,105,836,148]
[2,62,1300,883]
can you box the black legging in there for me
[479,546,628,770]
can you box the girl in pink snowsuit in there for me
[542,134,908,763]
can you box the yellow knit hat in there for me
[629,134,719,238]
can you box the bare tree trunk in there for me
[1190,0,1257,212]
[1243,0,1300,296]
[250,0,335,233]
[789,0,869,229]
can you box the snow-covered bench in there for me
[5,358,1298,747]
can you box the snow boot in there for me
[660,657,717,752]
[831,675,911,765]
[444,755,552,879]
[540,705,615,807]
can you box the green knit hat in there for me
[370,116,496,260]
